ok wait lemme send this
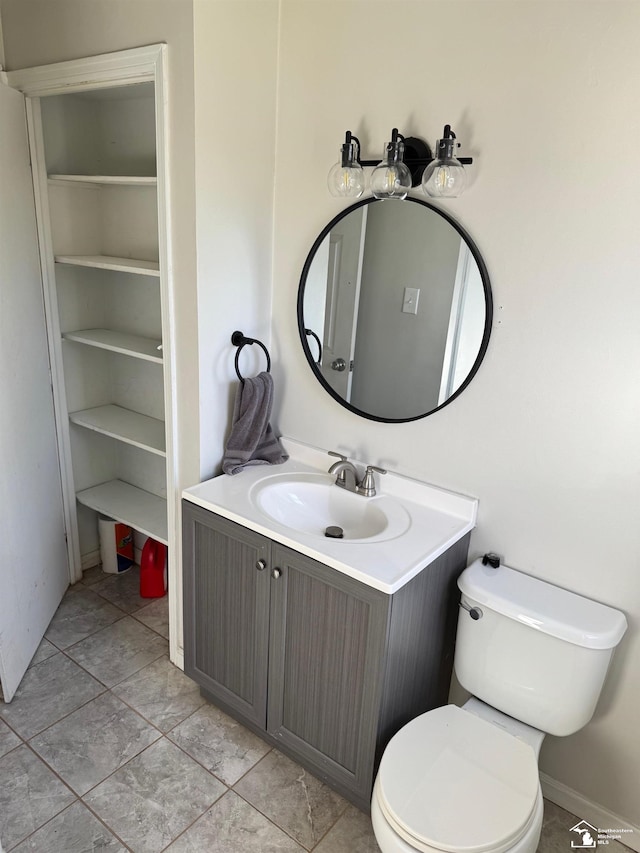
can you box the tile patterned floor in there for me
[0,568,632,852]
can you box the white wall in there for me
[272,0,640,830]
[193,0,279,479]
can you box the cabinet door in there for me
[183,503,270,728]
[268,545,389,801]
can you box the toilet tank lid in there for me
[458,559,627,650]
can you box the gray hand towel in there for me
[222,372,288,475]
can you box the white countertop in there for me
[183,438,477,594]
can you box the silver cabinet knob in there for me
[256,559,267,572]
[271,567,282,580]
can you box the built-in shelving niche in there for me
[41,81,169,569]
[40,82,157,177]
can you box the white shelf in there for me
[49,174,157,187]
[55,255,160,276]
[76,479,168,544]
[70,405,166,456]
[62,329,163,363]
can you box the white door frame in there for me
[320,206,367,401]
[6,45,181,664]
[439,240,470,405]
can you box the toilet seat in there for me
[375,705,540,853]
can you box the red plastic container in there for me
[140,537,167,598]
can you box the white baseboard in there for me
[81,547,144,573]
[81,549,101,571]
[541,773,639,852]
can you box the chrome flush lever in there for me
[460,600,483,620]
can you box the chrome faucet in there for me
[327,451,386,497]
[328,454,360,492]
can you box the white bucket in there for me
[99,516,134,574]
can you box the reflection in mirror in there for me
[298,198,492,422]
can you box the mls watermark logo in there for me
[571,821,598,848]
[569,819,635,847]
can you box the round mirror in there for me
[298,197,492,422]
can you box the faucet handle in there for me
[327,451,349,485]
[358,465,387,498]
[366,465,387,476]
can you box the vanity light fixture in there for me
[327,125,472,199]
[421,125,467,198]
[327,131,365,198]
[370,128,413,200]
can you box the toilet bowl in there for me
[372,701,545,853]
[372,786,544,853]
[371,558,627,853]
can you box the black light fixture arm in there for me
[358,153,473,165]
[435,124,462,160]
[348,124,472,187]
[340,131,361,167]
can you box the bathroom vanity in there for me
[182,439,477,809]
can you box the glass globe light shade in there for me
[327,160,365,198]
[422,128,467,198]
[370,136,412,200]
[422,158,466,197]
[370,161,412,199]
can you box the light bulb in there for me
[327,161,365,198]
[422,125,466,198]
[422,161,466,197]
[370,130,412,200]
[370,161,412,200]
[327,132,365,198]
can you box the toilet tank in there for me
[454,559,627,737]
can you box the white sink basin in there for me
[183,438,478,593]
[249,472,411,543]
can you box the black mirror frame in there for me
[297,196,493,423]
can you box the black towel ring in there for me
[231,330,271,382]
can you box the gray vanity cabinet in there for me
[267,544,389,801]
[183,499,470,810]
[182,506,271,730]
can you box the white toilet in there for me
[371,557,627,853]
